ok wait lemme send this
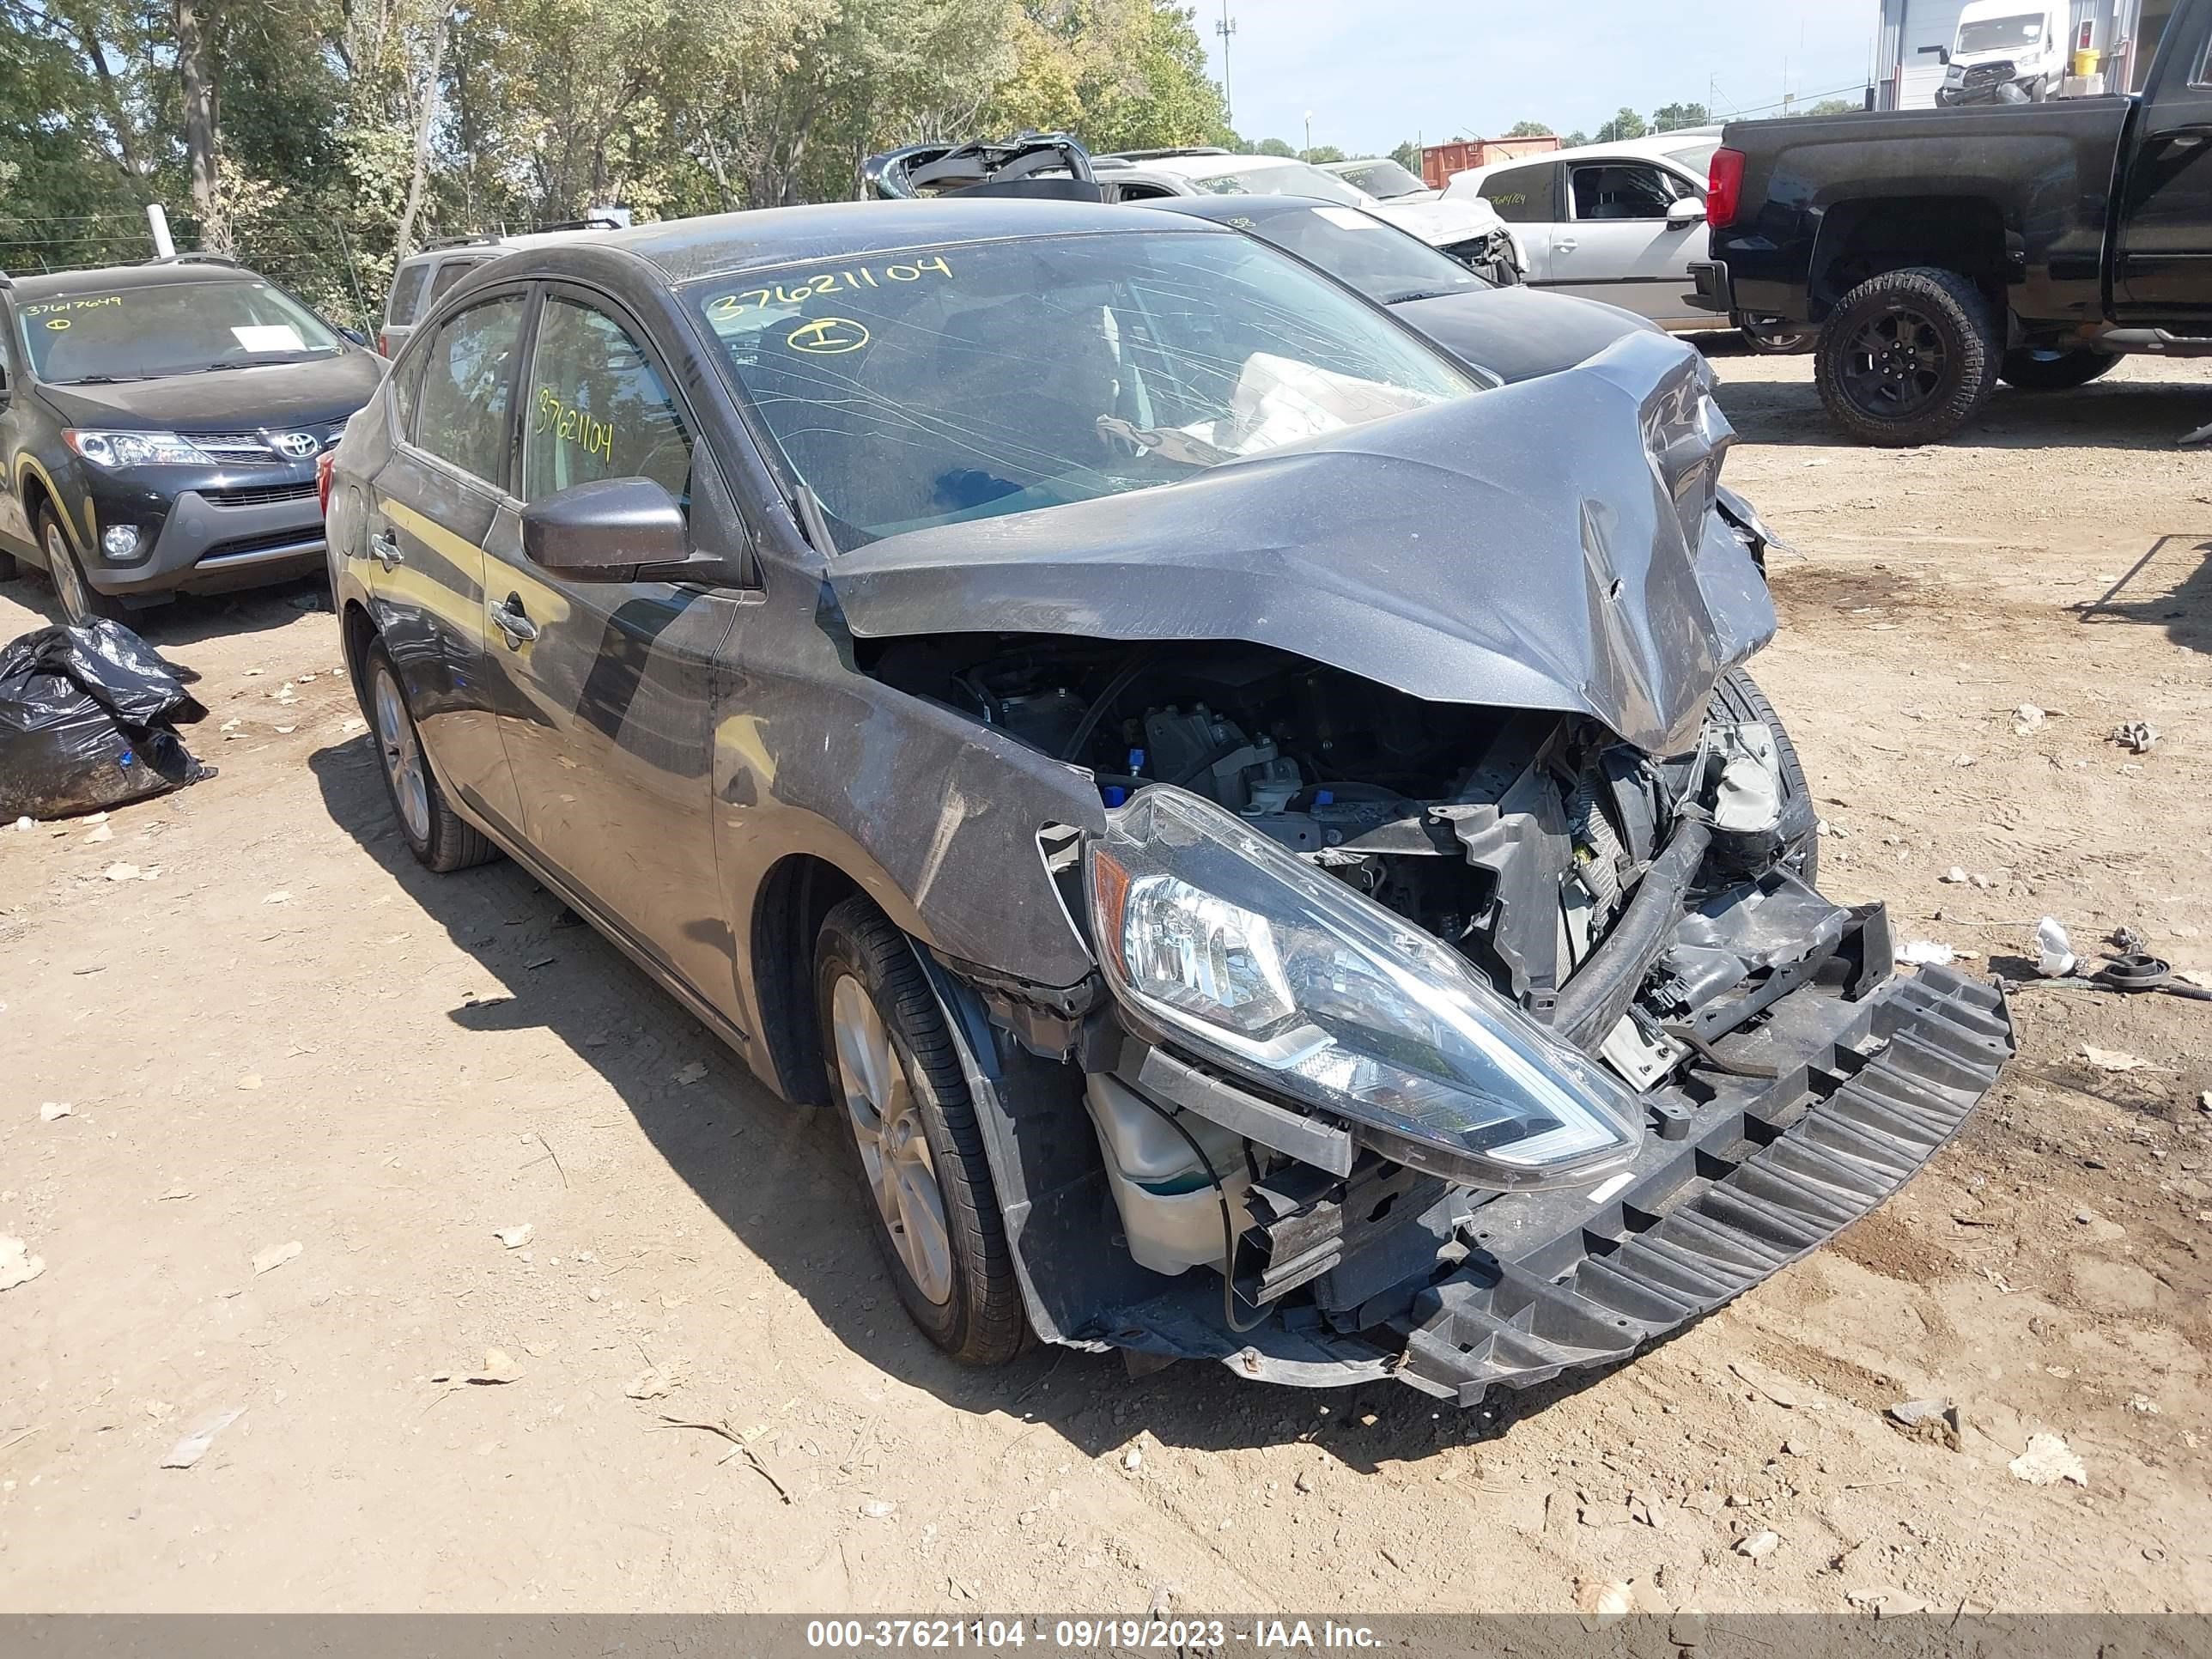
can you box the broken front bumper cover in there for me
[1092,929,2014,1404]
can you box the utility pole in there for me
[1216,2,1237,128]
[1304,109,1313,157]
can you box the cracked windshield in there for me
[692,230,1475,548]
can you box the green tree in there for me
[1799,97,1858,116]
[1593,106,1646,143]
[1253,135,1295,157]
[1389,137,1420,172]
[1650,100,1709,132]
[1504,118,1552,137]
[1562,129,1588,147]
[1300,143,1344,164]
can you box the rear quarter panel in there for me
[1713,100,2135,325]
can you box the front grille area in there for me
[188,433,281,465]
[1961,59,2016,89]
[200,480,319,507]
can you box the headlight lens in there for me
[64,429,217,468]
[1088,787,1644,1190]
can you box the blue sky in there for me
[1198,0,1881,151]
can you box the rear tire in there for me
[1815,266,2000,447]
[362,640,496,872]
[1999,348,2120,391]
[40,507,125,625]
[815,896,1024,1368]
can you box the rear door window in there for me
[427,258,485,308]
[410,294,526,488]
[386,261,432,325]
[520,296,692,507]
[1480,162,1556,222]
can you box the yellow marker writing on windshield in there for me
[709,256,951,319]
[785,318,870,355]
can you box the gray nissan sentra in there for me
[323,198,2012,1403]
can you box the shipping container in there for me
[1420,133,1561,190]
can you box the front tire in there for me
[815,896,1024,1368]
[1815,266,2000,447]
[1709,666,1819,886]
[362,641,495,872]
[40,508,125,625]
[1999,347,2120,391]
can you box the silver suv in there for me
[376,221,623,356]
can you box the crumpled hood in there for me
[830,331,1777,757]
[1374,195,1506,247]
[36,351,384,432]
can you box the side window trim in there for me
[396,282,540,500]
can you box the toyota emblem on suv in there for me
[270,431,319,459]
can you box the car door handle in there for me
[492,593,538,647]
[368,528,404,571]
[1555,239,1578,253]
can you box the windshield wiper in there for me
[1386,289,1467,304]
[55,374,147,385]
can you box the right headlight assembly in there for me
[1086,787,1644,1190]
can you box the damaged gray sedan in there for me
[325,198,2014,1404]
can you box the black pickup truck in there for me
[1693,0,2212,445]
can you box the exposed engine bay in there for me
[866,631,1822,1073]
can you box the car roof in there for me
[1452,131,1717,184]
[399,227,620,265]
[3,260,275,301]
[1104,150,1306,184]
[571,198,1226,284]
[1136,194,1334,226]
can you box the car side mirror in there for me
[1667,197,1707,227]
[522,477,688,579]
[341,327,369,348]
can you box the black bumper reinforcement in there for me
[1394,964,2012,1402]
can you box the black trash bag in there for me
[0,618,213,820]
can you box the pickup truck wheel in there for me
[1999,348,2121,391]
[1741,323,1814,355]
[816,896,1024,1369]
[1816,267,1999,447]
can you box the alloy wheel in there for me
[830,973,954,1306]
[46,523,91,625]
[1840,305,1948,417]
[371,664,433,846]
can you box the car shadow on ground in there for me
[307,734,1626,1473]
[2072,533,2212,659]
[1709,364,2212,452]
[0,571,327,643]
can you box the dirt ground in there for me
[3,348,2209,1617]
